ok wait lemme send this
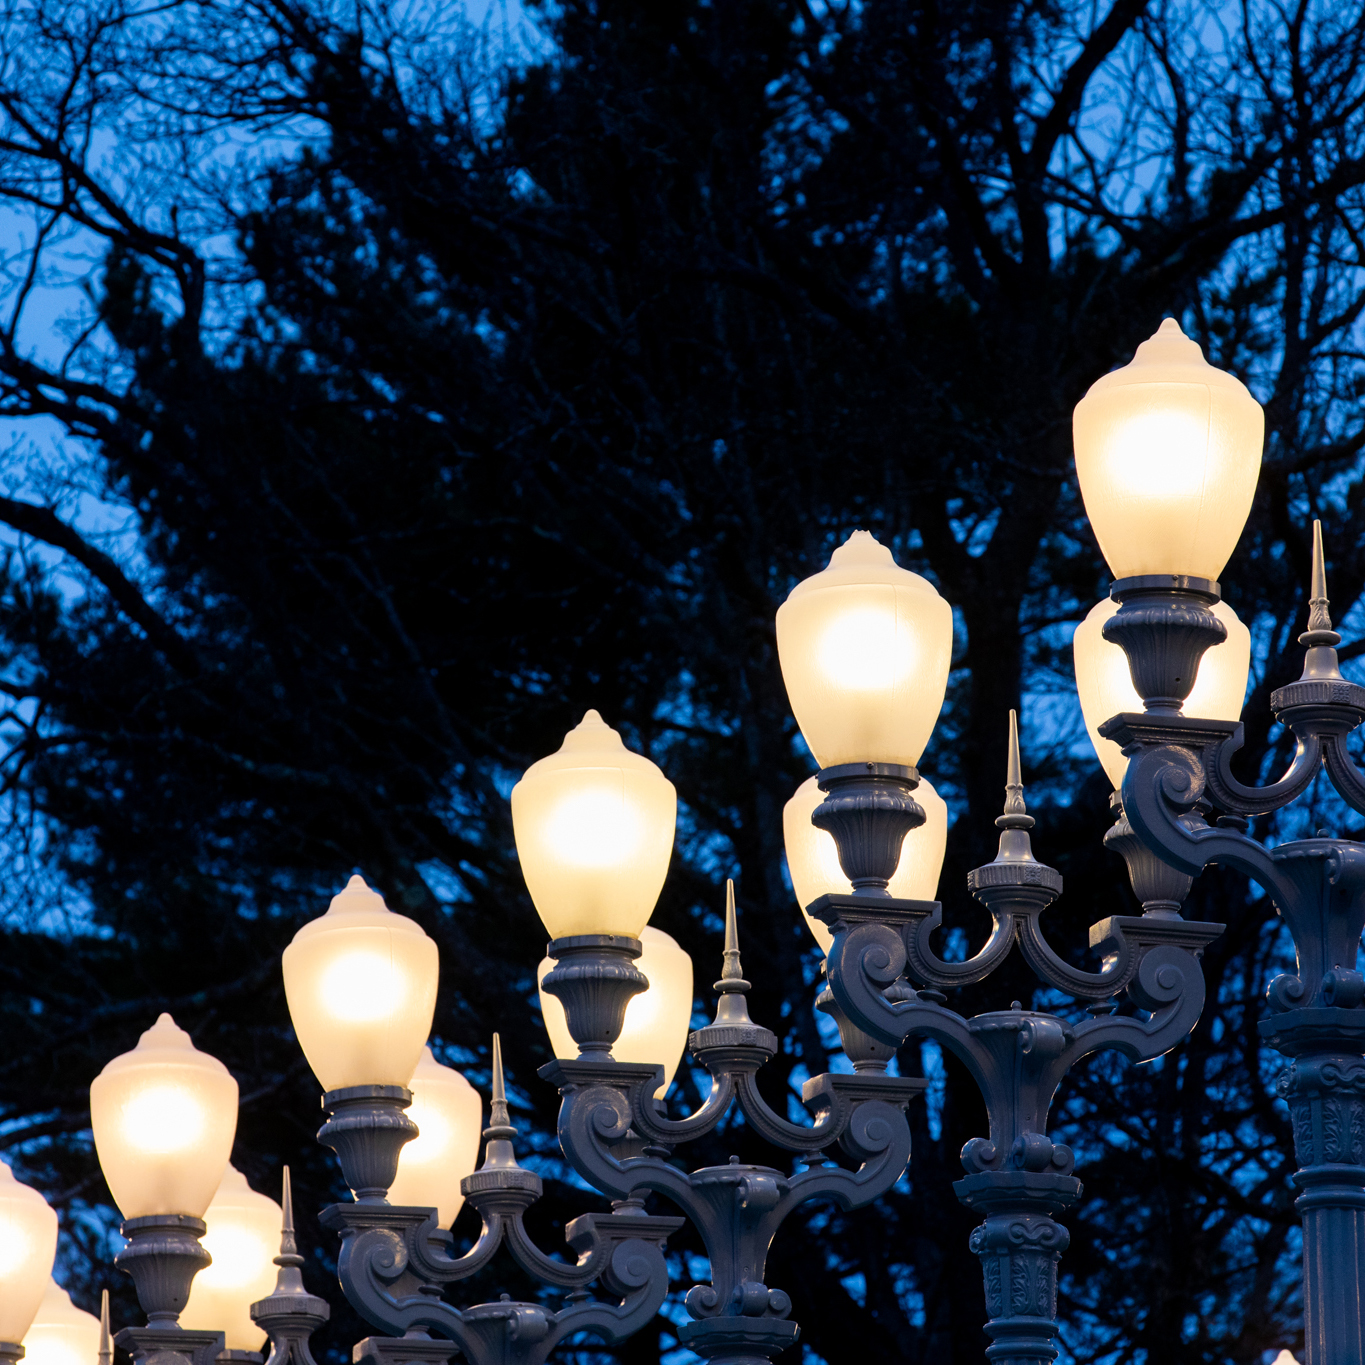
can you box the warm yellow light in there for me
[385,1047,483,1229]
[783,775,949,952]
[89,1014,238,1220]
[511,711,677,939]
[120,1086,207,1155]
[775,531,953,768]
[538,926,694,1096]
[0,1162,59,1343]
[1073,318,1264,580]
[179,1165,280,1350]
[1073,596,1252,787]
[20,1279,99,1365]
[282,875,440,1092]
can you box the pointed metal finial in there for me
[250,1165,330,1349]
[1302,519,1340,645]
[278,1166,299,1262]
[98,1290,111,1365]
[996,710,1034,833]
[691,879,777,1050]
[718,879,745,990]
[491,1033,507,1115]
[479,1034,520,1170]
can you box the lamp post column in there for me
[1262,1012,1365,1364]
[958,1174,1080,1365]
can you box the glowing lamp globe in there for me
[1073,318,1263,581]
[0,1162,59,1344]
[179,1165,281,1350]
[511,711,678,939]
[1074,596,1252,788]
[20,1280,99,1365]
[282,875,440,1092]
[783,775,949,952]
[385,1047,483,1229]
[775,531,953,768]
[89,1014,238,1219]
[538,926,694,1096]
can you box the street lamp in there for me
[513,711,677,1059]
[538,925,694,1096]
[282,875,439,1201]
[784,773,948,953]
[20,1281,100,1365]
[0,1160,59,1365]
[1074,596,1252,790]
[1073,317,1263,582]
[179,1166,281,1356]
[1073,334,1365,1365]
[511,709,677,940]
[89,1013,238,1361]
[383,1047,483,1229]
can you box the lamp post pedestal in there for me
[956,1173,1082,1365]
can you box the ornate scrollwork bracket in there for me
[816,711,1219,1365]
[320,1034,682,1365]
[541,883,922,1365]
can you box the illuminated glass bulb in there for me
[1073,596,1251,787]
[783,775,949,952]
[775,531,953,768]
[538,926,694,1097]
[0,1161,59,1343]
[385,1047,483,1229]
[178,1165,281,1350]
[20,1279,99,1365]
[1073,318,1263,580]
[89,1014,238,1220]
[282,875,440,1092]
[511,711,677,939]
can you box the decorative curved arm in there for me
[1115,731,1303,902]
[1323,732,1365,815]
[1014,911,1136,999]
[335,1224,678,1365]
[903,898,1018,987]
[499,1210,686,1291]
[1198,722,1323,817]
[619,1064,736,1147]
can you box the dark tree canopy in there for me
[2,2,1365,1362]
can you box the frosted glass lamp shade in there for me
[1074,596,1252,787]
[538,926,693,1096]
[385,1047,483,1229]
[0,1162,59,1342]
[89,1014,238,1219]
[20,1280,100,1365]
[775,531,953,768]
[784,775,949,952]
[511,711,678,939]
[178,1166,280,1351]
[1073,318,1263,580]
[282,875,440,1092]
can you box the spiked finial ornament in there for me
[689,880,778,1060]
[249,1167,329,1365]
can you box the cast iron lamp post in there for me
[1073,350,1365,1361]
